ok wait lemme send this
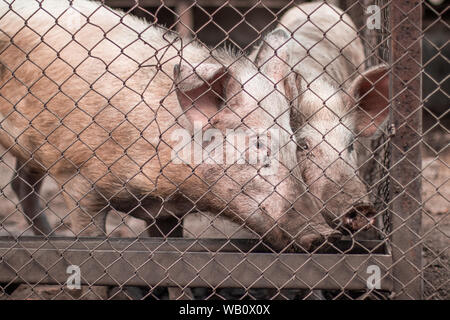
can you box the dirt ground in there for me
[0,126,448,300]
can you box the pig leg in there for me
[147,217,194,300]
[66,200,108,237]
[11,160,51,236]
[60,177,112,298]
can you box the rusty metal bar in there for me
[0,237,389,254]
[389,0,423,300]
[0,238,393,290]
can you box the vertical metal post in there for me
[389,0,423,299]
[176,0,194,39]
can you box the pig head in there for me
[171,45,325,251]
[253,2,390,235]
[290,67,389,233]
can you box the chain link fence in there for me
[0,0,447,300]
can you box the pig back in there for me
[279,2,365,89]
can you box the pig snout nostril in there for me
[342,203,377,232]
[346,210,357,220]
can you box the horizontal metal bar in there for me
[0,236,389,254]
[0,238,393,290]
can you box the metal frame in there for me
[0,0,428,299]
[0,237,393,291]
[389,0,423,300]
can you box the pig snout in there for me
[340,202,377,233]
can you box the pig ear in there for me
[174,62,228,130]
[349,65,389,137]
[254,29,300,107]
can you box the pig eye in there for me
[347,142,354,153]
[297,138,309,151]
[255,137,266,150]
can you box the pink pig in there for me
[0,0,324,251]
[252,2,389,235]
